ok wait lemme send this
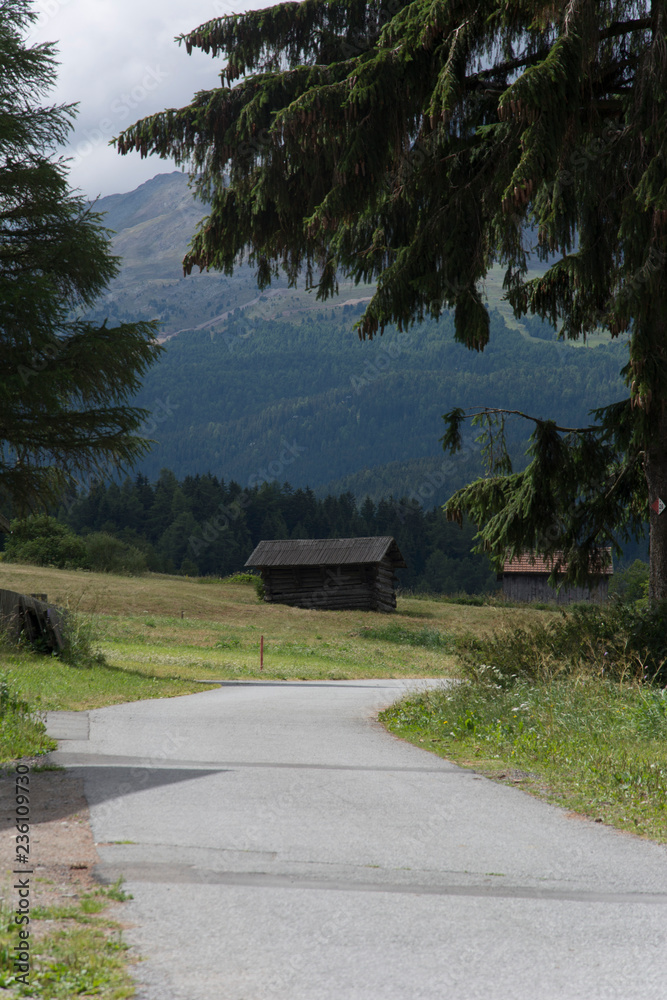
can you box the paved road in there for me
[47,680,667,1000]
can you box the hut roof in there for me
[245,536,407,569]
[503,550,613,575]
[0,513,10,533]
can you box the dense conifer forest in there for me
[53,472,498,594]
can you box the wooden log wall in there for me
[502,574,609,605]
[374,557,398,612]
[262,557,399,612]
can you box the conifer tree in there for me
[1,0,161,514]
[117,0,667,600]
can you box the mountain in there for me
[87,172,374,341]
[90,173,631,513]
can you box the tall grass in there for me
[0,603,107,760]
[381,677,667,837]
[59,607,107,668]
[357,622,456,651]
[456,601,667,686]
[0,673,55,760]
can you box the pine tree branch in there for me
[463,407,600,435]
[470,51,548,82]
[468,25,647,86]
[603,450,643,504]
[599,18,652,40]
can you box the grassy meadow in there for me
[0,562,546,712]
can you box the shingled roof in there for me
[0,513,10,534]
[245,536,407,568]
[503,550,613,575]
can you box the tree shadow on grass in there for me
[58,655,205,688]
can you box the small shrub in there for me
[254,576,266,600]
[457,601,667,687]
[609,559,649,604]
[60,611,106,668]
[84,532,147,576]
[0,674,29,715]
[4,515,87,569]
[225,572,258,584]
[442,594,488,607]
[215,634,241,648]
[0,673,55,760]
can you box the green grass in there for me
[0,883,134,999]
[94,613,454,681]
[382,601,667,842]
[382,679,667,840]
[0,675,56,760]
[0,644,204,720]
[356,622,457,650]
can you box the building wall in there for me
[502,573,609,604]
[261,559,398,612]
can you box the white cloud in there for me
[28,0,266,197]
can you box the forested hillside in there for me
[131,306,628,507]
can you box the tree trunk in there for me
[645,405,667,603]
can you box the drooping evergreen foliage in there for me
[117,1,667,598]
[0,0,161,514]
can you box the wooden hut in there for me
[0,513,10,534]
[500,551,613,604]
[244,536,407,612]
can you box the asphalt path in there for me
[47,679,667,999]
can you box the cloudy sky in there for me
[29,0,267,199]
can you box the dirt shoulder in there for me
[2,764,100,903]
[1,763,136,998]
